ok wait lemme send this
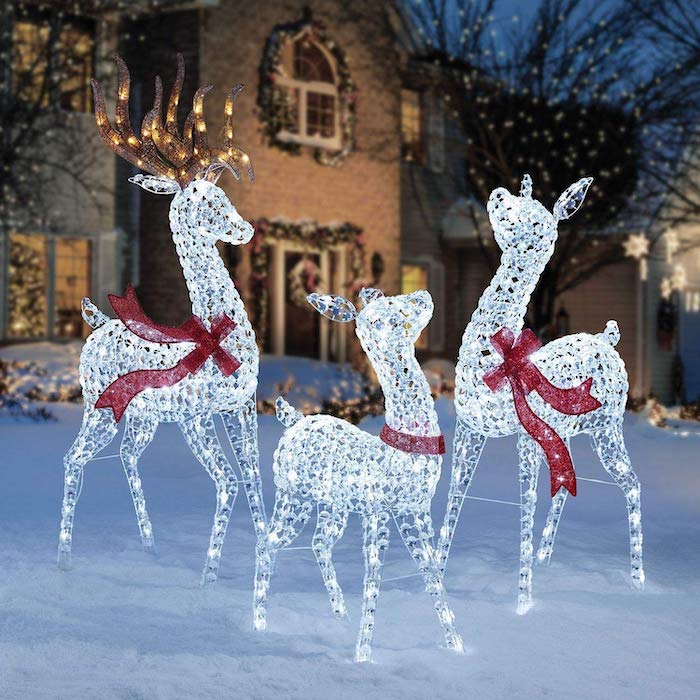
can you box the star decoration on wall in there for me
[622,233,650,260]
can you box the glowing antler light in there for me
[92,54,254,188]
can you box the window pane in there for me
[13,18,94,113]
[401,264,429,349]
[8,233,48,338]
[56,24,94,113]
[294,38,334,83]
[13,21,49,106]
[55,238,91,338]
[306,91,335,138]
[401,89,423,163]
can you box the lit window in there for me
[8,233,48,338]
[401,263,429,349]
[6,233,92,340]
[401,89,423,163]
[13,16,94,113]
[277,32,339,148]
[55,238,91,338]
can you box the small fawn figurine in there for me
[436,175,644,613]
[59,56,268,599]
[254,288,464,663]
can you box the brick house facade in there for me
[2,0,697,402]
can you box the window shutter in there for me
[427,93,445,173]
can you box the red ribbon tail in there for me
[95,363,190,422]
[511,380,577,497]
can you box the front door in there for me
[284,251,321,358]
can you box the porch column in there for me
[336,246,348,364]
[320,250,330,362]
[270,243,285,356]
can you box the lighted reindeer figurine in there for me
[58,56,268,591]
[436,175,644,613]
[254,288,464,663]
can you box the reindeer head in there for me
[487,174,593,260]
[92,55,254,245]
[307,287,433,353]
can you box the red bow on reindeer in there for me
[483,328,602,496]
[95,286,240,421]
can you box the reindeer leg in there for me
[221,395,268,544]
[179,414,238,586]
[254,490,313,632]
[58,406,118,570]
[517,434,540,615]
[436,419,487,575]
[120,412,159,553]
[355,511,390,663]
[312,504,350,621]
[590,425,644,589]
[394,510,464,654]
[537,438,567,566]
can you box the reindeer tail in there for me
[81,297,109,329]
[598,320,620,347]
[275,396,304,428]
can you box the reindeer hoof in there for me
[355,644,373,663]
[253,607,267,631]
[57,549,72,571]
[516,597,534,616]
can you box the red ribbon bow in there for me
[95,285,241,422]
[380,424,446,455]
[483,327,602,496]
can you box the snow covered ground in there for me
[0,381,699,698]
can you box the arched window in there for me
[276,31,340,149]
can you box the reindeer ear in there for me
[128,174,180,195]
[553,177,593,221]
[359,287,384,306]
[307,293,358,322]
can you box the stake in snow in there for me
[256,288,464,663]
[58,56,269,595]
[436,175,644,613]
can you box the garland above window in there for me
[248,218,366,350]
[258,10,357,167]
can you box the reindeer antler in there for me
[92,54,254,189]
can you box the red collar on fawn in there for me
[380,424,446,455]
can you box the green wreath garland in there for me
[257,10,357,167]
[249,218,366,350]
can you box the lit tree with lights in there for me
[385,0,700,332]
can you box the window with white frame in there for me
[6,232,92,340]
[276,31,340,150]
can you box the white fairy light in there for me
[671,263,687,292]
[254,288,464,663]
[58,57,269,611]
[436,175,644,614]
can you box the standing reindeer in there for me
[436,175,644,613]
[58,56,268,591]
[254,288,464,663]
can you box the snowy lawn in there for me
[0,397,698,699]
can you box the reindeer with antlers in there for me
[58,56,268,593]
